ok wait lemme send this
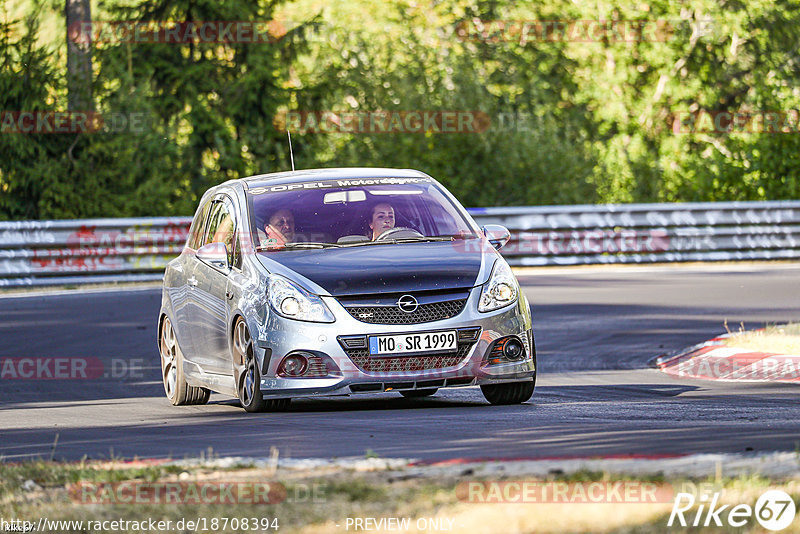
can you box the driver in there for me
[368,203,395,240]
[263,208,295,248]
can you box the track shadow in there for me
[3,383,800,462]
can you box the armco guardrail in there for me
[1,201,799,286]
[473,200,800,266]
[0,217,191,287]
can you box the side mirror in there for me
[482,224,511,250]
[197,242,230,271]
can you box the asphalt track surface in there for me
[1,263,799,462]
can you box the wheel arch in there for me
[157,310,169,351]
[229,311,248,366]
[157,305,190,360]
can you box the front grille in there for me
[344,299,467,325]
[343,343,473,373]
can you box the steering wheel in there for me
[375,227,425,241]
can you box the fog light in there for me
[278,353,308,377]
[503,337,524,360]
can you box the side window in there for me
[232,234,242,270]
[187,200,212,249]
[203,202,224,246]
[204,199,237,266]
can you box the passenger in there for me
[368,203,395,240]
[264,208,295,248]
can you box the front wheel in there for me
[480,380,535,405]
[232,318,291,413]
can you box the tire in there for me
[159,316,210,406]
[232,318,291,413]
[480,379,535,405]
[400,389,438,398]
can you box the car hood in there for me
[257,240,494,296]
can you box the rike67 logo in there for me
[669,489,796,531]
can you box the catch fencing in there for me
[1,201,799,286]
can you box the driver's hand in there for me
[264,224,289,248]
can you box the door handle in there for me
[226,290,234,300]
[188,276,198,287]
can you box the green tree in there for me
[287,0,598,207]
[0,14,67,220]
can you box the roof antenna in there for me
[287,130,295,172]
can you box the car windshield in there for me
[247,177,478,250]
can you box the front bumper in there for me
[255,287,534,398]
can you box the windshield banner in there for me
[248,176,434,195]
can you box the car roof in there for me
[240,167,432,190]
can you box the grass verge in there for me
[723,323,800,355]
[2,460,799,533]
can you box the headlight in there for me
[268,275,335,323]
[478,260,519,312]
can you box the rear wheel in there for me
[233,318,291,413]
[159,316,210,406]
[480,380,535,405]
[400,389,438,398]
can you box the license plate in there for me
[369,331,458,355]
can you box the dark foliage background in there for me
[2,0,799,219]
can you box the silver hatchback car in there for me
[158,168,535,412]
